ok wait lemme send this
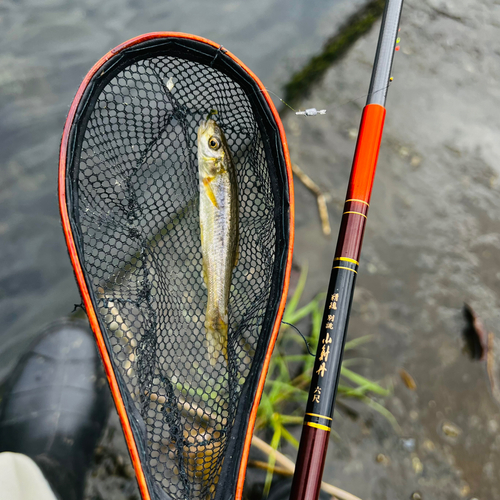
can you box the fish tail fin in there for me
[205,314,228,367]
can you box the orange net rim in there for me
[58,32,295,500]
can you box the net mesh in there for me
[66,42,288,500]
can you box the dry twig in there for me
[292,163,331,236]
[247,460,293,477]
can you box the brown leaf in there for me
[399,369,417,390]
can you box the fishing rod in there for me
[290,1,404,499]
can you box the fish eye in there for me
[208,136,220,150]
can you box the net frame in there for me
[58,32,294,500]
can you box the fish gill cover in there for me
[62,36,291,500]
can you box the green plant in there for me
[255,265,397,496]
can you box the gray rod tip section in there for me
[366,0,404,107]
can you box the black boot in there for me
[0,319,111,500]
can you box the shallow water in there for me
[0,0,363,378]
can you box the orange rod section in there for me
[346,103,386,205]
[58,32,294,500]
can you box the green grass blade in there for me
[362,396,401,434]
[281,354,313,362]
[263,420,282,498]
[284,264,308,319]
[344,335,373,350]
[278,415,304,425]
[340,366,389,396]
[281,425,300,449]
[282,299,318,327]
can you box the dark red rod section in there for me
[290,1,404,499]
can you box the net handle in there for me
[59,32,295,500]
[289,1,404,499]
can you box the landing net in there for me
[60,35,291,500]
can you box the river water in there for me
[0,0,363,377]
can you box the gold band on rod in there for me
[305,413,332,421]
[345,198,369,206]
[333,266,357,274]
[343,211,367,219]
[334,257,359,266]
[306,422,331,432]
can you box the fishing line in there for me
[263,88,299,113]
[261,81,392,116]
[281,321,315,357]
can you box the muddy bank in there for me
[284,0,500,498]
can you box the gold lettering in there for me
[319,345,330,362]
[316,362,327,377]
[312,386,321,403]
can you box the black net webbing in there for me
[63,37,290,500]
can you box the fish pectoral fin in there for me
[202,177,219,209]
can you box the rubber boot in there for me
[0,319,111,500]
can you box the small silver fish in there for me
[198,117,238,366]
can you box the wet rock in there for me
[348,128,358,140]
[459,483,470,497]
[401,438,416,452]
[487,419,498,434]
[398,146,410,158]
[483,461,495,480]
[412,455,423,474]
[376,453,390,466]
[422,439,435,452]
[410,155,422,168]
[441,421,462,439]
